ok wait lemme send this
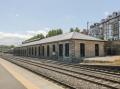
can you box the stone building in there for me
[89,11,120,40]
[14,32,105,62]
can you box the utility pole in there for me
[87,21,89,35]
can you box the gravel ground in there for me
[1,54,120,89]
[12,59,112,89]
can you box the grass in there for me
[83,56,120,66]
[113,59,120,65]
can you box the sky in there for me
[0,0,120,45]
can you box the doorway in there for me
[95,44,99,56]
[59,44,63,57]
[80,43,85,57]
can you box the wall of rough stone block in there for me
[74,40,105,61]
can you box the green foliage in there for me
[24,33,45,43]
[70,28,74,32]
[23,29,63,43]
[70,27,80,32]
[32,33,45,40]
[23,27,81,44]
[10,45,15,48]
[0,45,15,52]
[46,29,63,37]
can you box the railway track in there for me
[16,55,120,74]
[1,54,120,89]
[25,57,120,76]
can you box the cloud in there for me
[26,30,47,36]
[104,11,109,16]
[0,32,30,39]
[0,29,48,46]
[0,37,24,46]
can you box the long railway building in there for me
[14,32,105,62]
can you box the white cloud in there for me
[26,30,47,36]
[104,11,109,17]
[0,29,48,46]
[0,32,30,39]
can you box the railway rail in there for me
[0,54,120,89]
[25,56,120,75]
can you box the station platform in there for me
[0,58,64,89]
[0,64,26,89]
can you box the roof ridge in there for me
[19,32,105,47]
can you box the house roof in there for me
[18,32,105,47]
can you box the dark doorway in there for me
[29,48,31,56]
[47,45,50,57]
[53,45,55,52]
[80,43,85,57]
[95,44,99,56]
[38,46,41,56]
[32,47,34,56]
[59,44,63,57]
[42,46,44,56]
[34,47,37,56]
[65,43,69,57]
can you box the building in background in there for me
[89,11,120,40]
[81,29,89,35]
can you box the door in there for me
[59,44,63,57]
[95,44,99,56]
[47,45,50,57]
[80,43,85,57]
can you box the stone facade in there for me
[74,40,104,62]
[14,39,105,63]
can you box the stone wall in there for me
[74,40,105,61]
[26,40,72,62]
[14,39,105,63]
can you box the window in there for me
[65,43,69,57]
[42,46,44,56]
[80,43,85,57]
[95,44,99,56]
[47,45,50,57]
[38,46,41,56]
[59,44,63,57]
[53,45,55,52]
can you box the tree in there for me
[37,33,45,39]
[10,45,15,48]
[24,33,45,43]
[69,27,80,32]
[75,27,80,32]
[70,28,74,32]
[46,29,63,37]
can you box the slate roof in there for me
[19,32,105,47]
